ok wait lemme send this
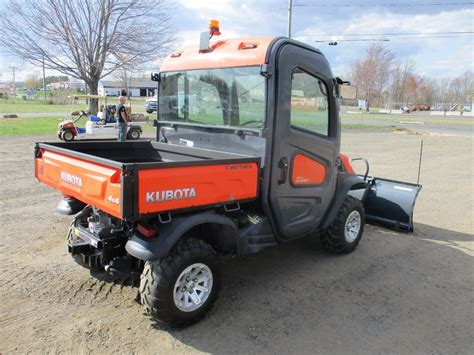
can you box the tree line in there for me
[350,44,473,111]
[0,0,173,114]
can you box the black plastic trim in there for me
[125,211,237,261]
[320,173,367,230]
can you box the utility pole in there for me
[9,65,17,97]
[287,0,293,38]
[42,54,47,101]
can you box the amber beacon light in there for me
[209,19,221,36]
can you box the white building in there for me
[98,79,156,97]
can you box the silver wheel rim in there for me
[131,131,139,139]
[344,210,361,243]
[173,263,213,312]
[64,132,73,140]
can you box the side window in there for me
[290,68,329,137]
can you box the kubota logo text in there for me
[146,188,197,203]
[61,171,82,188]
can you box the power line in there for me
[298,31,473,37]
[294,2,473,7]
[8,66,18,95]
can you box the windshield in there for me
[158,66,265,130]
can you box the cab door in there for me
[266,43,340,239]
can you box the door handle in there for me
[278,157,288,184]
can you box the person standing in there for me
[117,95,129,142]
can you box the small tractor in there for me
[35,20,421,327]
[58,94,142,141]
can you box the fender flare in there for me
[320,173,367,230]
[125,211,237,261]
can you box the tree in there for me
[449,70,473,102]
[24,74,42,89]
[0,0,173,114]
[351,44,395,111]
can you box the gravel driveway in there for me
[1,131,473,353]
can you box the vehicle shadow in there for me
[154,223,473,354]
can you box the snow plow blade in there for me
[350,177,422,232]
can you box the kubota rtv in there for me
[35,20,420,327]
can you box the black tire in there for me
[146,109,154,114]
[127,128,141,140]
[140,237,221,327]
[63,129,75,141]
[321,196,365,254]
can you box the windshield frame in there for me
[157,65,267,135]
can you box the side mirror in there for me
[339,84,358,100]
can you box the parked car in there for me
[145,95,158,113]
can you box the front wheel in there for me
[127,128,141,140]
[139,237,221,327]
[321,196,365,254]
[146,109,154,114]
[62,129,75,141]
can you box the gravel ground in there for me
[0,130,473,354]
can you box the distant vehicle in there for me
[400,105,411,114]
[105,92,119,97]
[145,95,157,114]
[57,94,142,141]
[408,103,430,111]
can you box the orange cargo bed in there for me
[35,141,260,220]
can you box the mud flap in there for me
[349,177,421,232]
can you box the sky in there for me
[0,0,473,82]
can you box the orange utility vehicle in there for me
[35,21,420,327]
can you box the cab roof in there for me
[160,36,274,72]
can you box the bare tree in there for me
[351,44,395,111]
[0,0,174,113]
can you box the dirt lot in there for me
[1,130,473,354]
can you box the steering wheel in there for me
[239,120,263,128]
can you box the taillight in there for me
[136,222,157,238]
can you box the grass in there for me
[0,116,63,135]
[0,115,155,136]
[0,97,148,114]
[342,123,396,131]
[0,114,392,137]
[0,99,70,113]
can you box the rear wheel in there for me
[62,129,75,141]
[140,237,220,327]
[321,196,365,254]
[127,128,141,140]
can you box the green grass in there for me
[342,123,397,131]
[0,97,149,114]
[0,98,71,113]
[0,115,392,137]
[0,115,155,136]
[0,116,62,135]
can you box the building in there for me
[48,81,86,90]
[98,79,156,97]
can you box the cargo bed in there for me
[35,141,260,220]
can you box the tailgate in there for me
[138,161,259,216]
[35,149,123,218]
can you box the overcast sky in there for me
[0,0,472,82]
